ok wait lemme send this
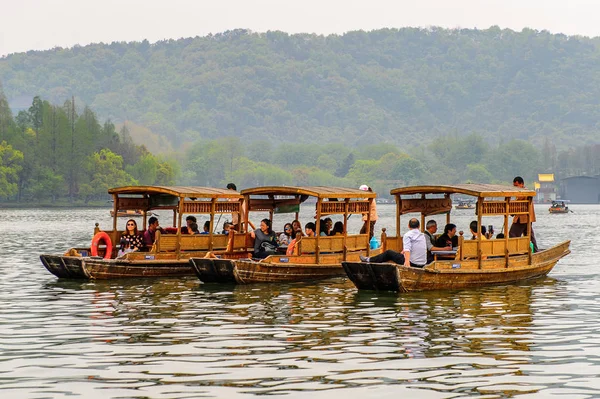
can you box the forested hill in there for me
[2,27,600,149]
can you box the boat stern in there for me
[189,257,236,283]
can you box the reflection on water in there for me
[1,206,600,397]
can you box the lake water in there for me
[1,205,597,398]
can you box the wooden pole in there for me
[315,198,322,263]
[176,197,184,256]
[396,195,401,240]
[420,194,425,232]
[504,196,510,267]
[366,197,372,256]
[446,194,451,225]
[112,194,118,232]
[343,198,349,261]
[209,198,215,251]
[477,198,483,269]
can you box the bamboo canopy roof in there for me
[241,186,376,199]
[108,186,243,199]
[391,184,536,198]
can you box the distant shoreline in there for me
[0,202,110,209]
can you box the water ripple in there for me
[1,206,599,397]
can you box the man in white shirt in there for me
[360,218,428,268]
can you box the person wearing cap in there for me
[359,185,378,239]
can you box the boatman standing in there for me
[509,176,538,252]
[359,184,378,239]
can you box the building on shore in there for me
[559,175,600,204]
[536,174,556,203]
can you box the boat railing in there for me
[380,229,407,252]
[297,234,369,255]
[379,229,530,263]
[152,231,249,253]
[457,236,530,262]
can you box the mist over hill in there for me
[2,27,600,149]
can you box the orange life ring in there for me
[91,232,113,259]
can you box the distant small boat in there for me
[549,200,570,214]
[455,199,475,209]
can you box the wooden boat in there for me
[549,200,570,214]
[455,198,475,209]
[190,186,382,284]
[40,186,247,279]
[342,184,571,292]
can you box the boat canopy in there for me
[241,185,376,219]
[108,186,242,199]
[391,183,535,198]
[107,186,244,231]
[241,186,375,199]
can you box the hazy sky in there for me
[1,0,598,57]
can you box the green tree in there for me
[0,141,24,199]
[24,166,64,202]
[79,149,137,202]
[465,163,493,183]
[490,140,541,182]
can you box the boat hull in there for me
[40,254,194,279]
[191,258,345,284]
[549,208,569,214]
[342,241,570,292]
[189,258,237,283]
[190,251,376,284]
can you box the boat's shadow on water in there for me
[346,275,566,308]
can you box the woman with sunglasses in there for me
[278,223,294,246]
[121,219,144,252]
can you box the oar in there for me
[213,213,223,233]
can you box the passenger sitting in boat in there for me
[423,220,452,263]
[360,218,427,268]
[117,238,134,258]
[304,222,316,237]
[143,216,165,248]
[331,221,344,236]
[469,221,487,260]
[496,233,505,239]
[250,218,278,259]
[187,222,200,234]
[424,220,437,246]
[222,221,233,235]
[323,218,333,236]
[286,232,301,256]
[278,223,294,246]
[181,215,197,234]
[200,221,210,234]
[292,219,304,237]
[435,223,458,249]
[121,219,144,251]
[469,221,487,241]
[318,219,328,236]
